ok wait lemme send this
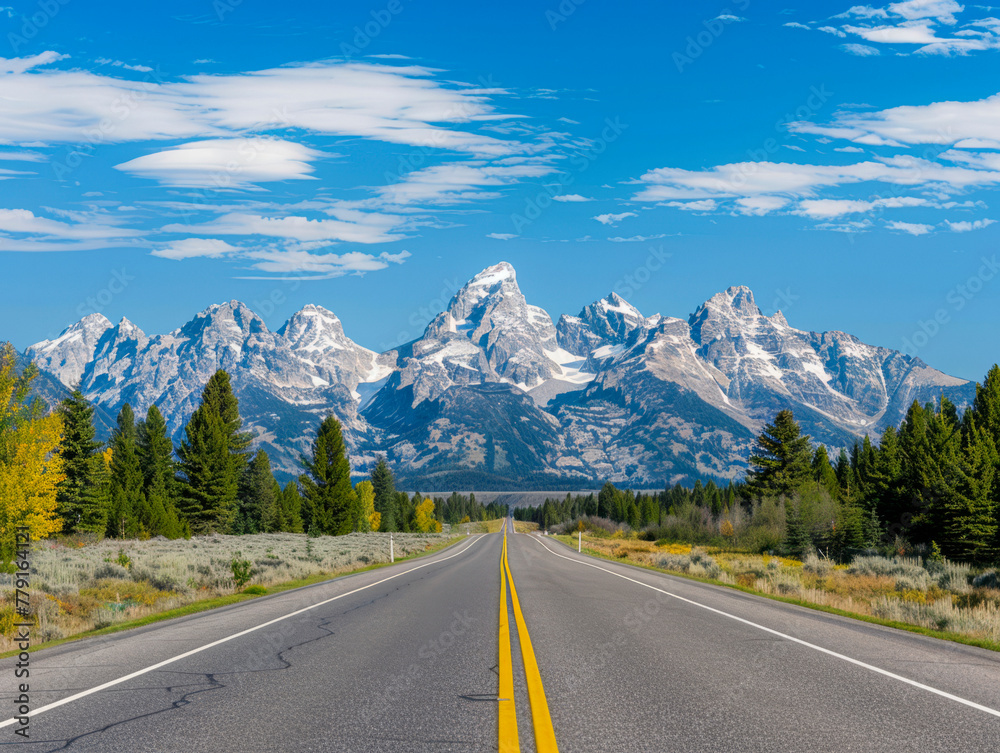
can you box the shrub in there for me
[973,571,1000,590]
[231,553,254,589]
[243,585,267,595]
[93,562,130,580]
[802,553,832,576]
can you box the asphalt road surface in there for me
[3,522,1000,751]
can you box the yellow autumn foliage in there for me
[0,344,65,551]
[414,498,442,533]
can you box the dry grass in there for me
[562,533,1000,647]
[0,531,450,649]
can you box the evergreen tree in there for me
[597,481,618,519]
[370,456,397,532]
[55,388,106,533]
[137,404,185,538]
[940,417,997,563]
[747,410,813,497]
[299,415,355,535]
[835,448,856,504]
[811,446,839,499]
[278,482,304,533]
[868,425,904,530]
[176,371,249,533]
[237,450,281,533]
[106,404,149,538]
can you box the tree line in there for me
[517,364,1000,566]
[0,345,502,554]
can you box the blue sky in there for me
[2,0,1000,380]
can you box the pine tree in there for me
[299,415,355,535]
[177,371,249,533]
[939,417,997,563]
[278,482,304,533]
[370,456,397,532]
[868,425,904,529]
[106,404,149,538]
[137,404,186,538]
[237,450,281,533]
[56,388,106,533]
[747,409,813,497]
[811,446,839,498]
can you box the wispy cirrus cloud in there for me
[631,87,1000,235]
[789,1,1000,55]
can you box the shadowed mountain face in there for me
[25,262,974,488]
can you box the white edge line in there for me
[526,534,1000,720]
[0,534,488,728]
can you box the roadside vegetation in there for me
[0,344,505,647]
[521,365,1000,648]
[0,531,452,651]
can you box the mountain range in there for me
[22,261,974,489]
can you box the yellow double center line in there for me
[498,520,559,752]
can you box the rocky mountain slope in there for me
[25,262,974,487]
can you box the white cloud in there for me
[943,218,996,231]
[0,207,141,251]
[163,211,407,245]
[236,249,410,279]
[487,232,517,240]
[0,57,525,157]
[790,93,1000,150]
[784,21,812,29]
[593,212,636,225]
[715,14,746,22]
[634,156,1000,203]
[663,199,718,211]
[834,145,865,152]
[607,233,666,242]
[551,194,592,202]
[95,58,154,73]
[152,238,239,260]
[842,42,883,54]
[115,138,323,187]
[736,196,790,215]
[802,1,1000,55]
[375,161,555,207]
[886,220,934,234]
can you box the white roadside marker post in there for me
[390,533,394,563]
[578,530,582,553]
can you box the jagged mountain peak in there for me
[27,312,115,386]
[279,304,346,340]
[701,286,761,318]
[177,300,268,340]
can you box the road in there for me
[3,522,1000,751]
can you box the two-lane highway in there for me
[3,525,1000,751]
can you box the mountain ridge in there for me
[23,262,974,488]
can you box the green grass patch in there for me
[1,535,465,659]
[550,535,1000,655]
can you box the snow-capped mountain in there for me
[25,263,975,487]
[28,313,113,386]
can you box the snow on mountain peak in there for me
[27,313,115,386]
[469,261,516,287]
